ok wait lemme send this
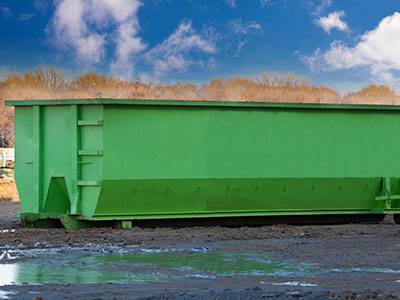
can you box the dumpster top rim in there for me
[5,98,400,111]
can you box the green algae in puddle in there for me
[0,251,319,286]
[81,252,320,276]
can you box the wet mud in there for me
[1,199,400,299]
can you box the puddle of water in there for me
[0,290,14,300]
[0,251,317,286]
[331,268,400,274]
[0,265,18,286]
[82,252,319,277]
[1,249,398,287]
[263,281,318,287]
[0,230,15,234]
[0,251,17,262]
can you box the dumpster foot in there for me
[61,215,113,230]
[113,220,133,229]
[18,213,63,228]
[61,215,91,230]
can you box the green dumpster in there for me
[5,99,400,229]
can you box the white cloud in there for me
[18,13,35,22]
[302,12,400,86]
[207,57,218,70]
[260,0,270,7]
[315,11,348,34]
[143,21,216,80]
[223,0,237,7]
[235,39,248,56]
[229,19,262,35]
[312,0,332,16]
[49,1,223,80]
[227,19,262,55]
[34,0,48,12]
[49,0,145,78]
[98,0,146,79]
[1,5,12,18]
[110,20,146,79]
[50,0,107,66]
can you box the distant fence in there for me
[0,148,15,168]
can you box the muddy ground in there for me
[1,197,400,299]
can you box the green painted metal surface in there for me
[6,99,400,229]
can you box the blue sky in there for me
[0,0,399,93]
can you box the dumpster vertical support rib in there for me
[70,105,81,214]
[374,176,400,210]
[33,105,43,212]
[384,177,391,209]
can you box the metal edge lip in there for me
[5,98,400,111]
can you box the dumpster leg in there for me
[61,215,115,230]
[121,220,132,229]
[61,215,92,230]
[113,220,133,229]
[19,213,62,228]
[20,213,36,228]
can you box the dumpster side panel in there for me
[95,178,387,217]
[104,106,400,179]
[14,106,36,213]
[15,104,105,220]
[41,105,73,213]
[15,105,76,217]
[96,105,400,218]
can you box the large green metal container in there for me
[6,99,400,229]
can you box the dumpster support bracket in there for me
[374,177,400,209]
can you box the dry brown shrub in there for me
[70,73,152,99]
[343,84,400,105]
[195,73,341,103]
[0,169,18,201]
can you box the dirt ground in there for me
[1,175,400,299]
